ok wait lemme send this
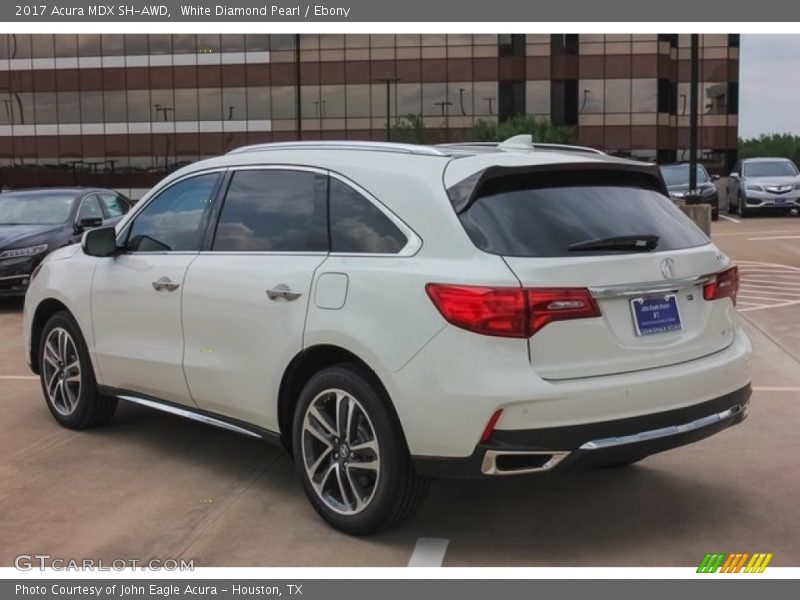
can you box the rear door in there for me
[181,167,328,431]
[456,169,736,380]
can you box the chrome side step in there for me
[117,394,264,439]
[579,402,746,450]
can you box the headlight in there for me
[746,184,763,192]
[0,244,48,260]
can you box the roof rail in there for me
[439,136,606,156]
[226,140,451,157]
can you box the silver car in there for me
[727,157,800,217]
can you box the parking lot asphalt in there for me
[1,215,800,568]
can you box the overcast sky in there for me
[739,34,800,139]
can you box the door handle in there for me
[152,277,180,292]
[267,284,302,302]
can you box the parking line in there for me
[718,214,740,224]
[0,375,38,380]
[407,538,449,567]
[753,387,800,392]
[747,235,800,241]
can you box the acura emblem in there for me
[660,257,676,280]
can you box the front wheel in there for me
[292,364,427,535]
[39,311,117,429]
[739,195,750,218]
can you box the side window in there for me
[98,193,127,218]
[127,173,219,252]
[212,169,326,252]
[77,195,104,221]
[329,178,407,254]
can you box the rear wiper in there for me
[568,234,660,252]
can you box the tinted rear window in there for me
[459,184,709,257]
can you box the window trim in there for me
[74,193,105,226]
[117,168,226,255]
[199,164,422,257]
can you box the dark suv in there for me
[0,188,130,297]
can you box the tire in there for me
[292,363,427,535]
[738,194,750,218]
[38,311,117,429]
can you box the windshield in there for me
[744,161,798,178]
[659,164,710,186]
[0,192,77,225]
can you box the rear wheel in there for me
[39,312,117,429]
[292,364,427,535]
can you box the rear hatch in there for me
[452,161,736,380]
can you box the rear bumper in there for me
[413,384,750,478]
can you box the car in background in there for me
[727,157,800,217]
[659,163,720,221]
[0,188,130,297]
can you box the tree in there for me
[471,116,575,144]
[389,114,426,144]
[739,134,800,166]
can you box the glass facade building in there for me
[0,34,739,199]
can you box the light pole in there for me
[689,34,699,197]
[375,76,400,141]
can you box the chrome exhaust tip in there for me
[480,450,570,476]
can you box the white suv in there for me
[23,136,752,534]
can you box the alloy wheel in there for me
[301,388,381,515]
[42,327,82,416]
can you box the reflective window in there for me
[245,35,269,52]
[329,179,406,254]
[101,35,124,56]
[98,193,127,218]
[526,81,550,115]
[78,34,101,57]
[222,87,246,120]
[632,79,658,113]
[271,87,296,119]
[246,87,270,120]
[127,173,219,252]
[80,91,104,122]
[396,83,421,118]
[197,34,220,54]
[346,84,371,118]
[221,34,245,53]
[57,92,81,124]
[270,35,296,51]
[605,79,631,113]
[34,92,58,124]
[213,170,326,252]
[124,34,148,55]
[579,79,604,113]
[31,35,54,58]
[198,88,222,121]
[10,34,32,58]
[173,34,196,54]
[77,195,104,221]
[104,90,127,123]
[127,90,151,122]
[149,35,172,55]
[174,89,198,122]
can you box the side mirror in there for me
[711,174,720,182]
[75,216,104,233]
[82,226,119,257]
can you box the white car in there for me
[23,136,752,534]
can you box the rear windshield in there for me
[459,184,709,257]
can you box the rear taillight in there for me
[703,265,739,305]
[425,284,600,338]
